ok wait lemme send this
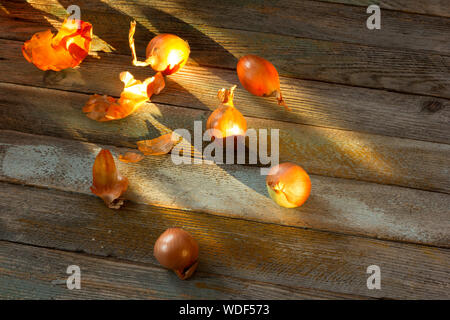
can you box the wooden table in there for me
[0,0,449,299]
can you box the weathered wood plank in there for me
[1,184,449,299]
[315,0,450,18]
[0,130,449,247]
[4,0,450,56]
[0,241,355,299]
[1,39,449,144]
[2,11,450,99]
[0,82,449,194]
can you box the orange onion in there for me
[237,55,290,110]
[129,21,190,75]
[206,85,247,141]
[90,149,129,209]
[266,162,311,208]
[154,228,199,280]
[22,19,92,71]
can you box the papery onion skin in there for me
[118,152,144,163]
[22,19,92,71]
[237,55,289,110]
[146,34,190,75]
[266,162,311,208]
[83,71,164,121]
[137,133,179,156]
[154,228,199,280]
[206,86,247,141]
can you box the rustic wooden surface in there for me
[0,0,449,299]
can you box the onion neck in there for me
[218,85,237,108]
[174,260,198,280]
[276,90,291,111]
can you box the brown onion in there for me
[206,85,247,141]
[154,228,199,280]
[237,55,289,110]
[129,21,190,75]
[266,162,311,208]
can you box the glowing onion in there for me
[206,85,247,141]
[129,21,190,75]
[266,162,311,208]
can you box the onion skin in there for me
[266,163,311,208]
[237,55,289,110]
[154,228,199,280]
[206,85,247,141]
[22,19,92,71]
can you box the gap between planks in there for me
[6,0,450,56]
[1,13,449,100]
[0,129,449,249]
[0,81,449,195]
[0,184,449,299]
[0,240,364,299]
[0,38,448,145]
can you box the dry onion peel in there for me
[137,133,181,156]
[119,152,145,163]
[22,19,92,71]
[91,149,129,209]
[83,71,165,121]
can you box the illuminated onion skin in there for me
[206,86,247,141]
[237,55,289,110]
[266,163,311,208]
[154,228,199,280]
[206,106,247,140]
[146,34,190,75]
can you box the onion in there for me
[237,55,290,110]
[154,228,199,280]
[90,149,129,209]
[266,162,311,208]
[206,85,247,141]
[129,21,190,75]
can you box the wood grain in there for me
[0,130,449,247]
[5,0,449,56]
[315,0,450,18]
[0,241,358,299]
[2,11,450,99]
[1,39,449,144]
[1,184,449,299]
[0,82,449,194]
